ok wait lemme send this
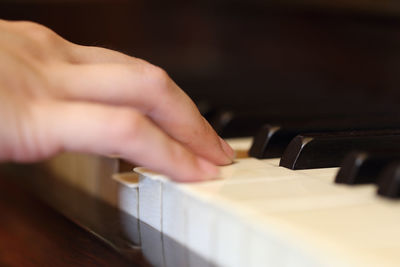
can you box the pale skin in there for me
[0,19,235,182]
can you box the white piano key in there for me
[185,194,218,266]
[247,224,322,267]
[214,209,251,267]
[222,158,298,182]
[297,167,340,182]
[163,233,189,267]
[112,172,140,218]
[249,189,376,213]
[248,227,285,267]
[161,181,189,267]
[112,172,141,245]
[162,181,186,244]
[225,137,253,151]
[138,171,165,231]
[260,158,281,167]
[140,221,165,267]
[119,212,141,246]
[194,175,341,202]
[264,201,400,267]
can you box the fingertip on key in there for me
[219,137,235,163]
[197,157,220,180]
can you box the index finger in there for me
[51,62,235,165]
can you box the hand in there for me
[0,20,234,182]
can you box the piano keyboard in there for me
[29,119,400,267]
[106,137,400,267]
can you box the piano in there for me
[2,0,400,266]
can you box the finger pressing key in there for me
[51,61,235,165]
[32,101,220,182]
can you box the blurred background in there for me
[1,0,400,136]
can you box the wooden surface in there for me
[0,176,134,267]
[2,1,400,123]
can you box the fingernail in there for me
[197,158,220,179]
[219,137,235,160]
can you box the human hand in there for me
[0,20,234,182]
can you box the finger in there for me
[32,101,219,182]
[51,62,235,165]
[68,44,138,64]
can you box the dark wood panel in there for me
[1,1,400,114]
[0,176,136,267]
[2,1,400,139]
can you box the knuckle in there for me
[8,21,67,62]
[143,64,172,94]
[19,21,57,44]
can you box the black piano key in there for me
[248,125,282,158]
[279,130,400,170]
[377,162,400,199]
[209,109,391,139]
[209,110,281,138]
[335,151,400,185]
[249,115,400,159]
[196,100,218,121]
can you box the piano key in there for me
[139,221,165,267]
[268,202,400,266]
[248,226,303,267]
[335,151,400,185]
[377,162,400,199]
[161,183,200,267]
[162,181,186,247]
[137,172,165,230]
[185,195,219,265]
[248,125,282,158]
[112,173,141,245]
[225,137,253,158]
[208,108,350,138]
[209,110,270,138]
[249,115,400,159]
[215,210,251,267]
[280,130,400,170]
[163,228,190,267]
